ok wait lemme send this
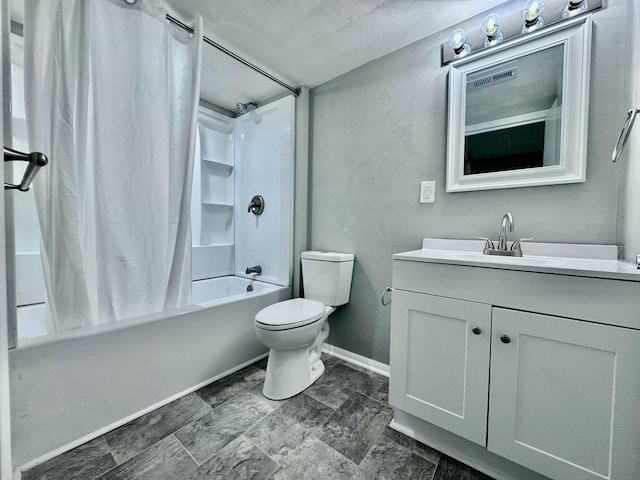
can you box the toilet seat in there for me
[255,298,326,331]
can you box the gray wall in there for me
[622,2,640,263]
[309,0,633,364]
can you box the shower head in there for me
[236,102,257,114]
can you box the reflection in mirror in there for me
[464,45,564,175]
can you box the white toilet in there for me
[254,251,354,400]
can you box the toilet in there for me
[254,251,354,400]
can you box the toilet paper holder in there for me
[381,287,393,306]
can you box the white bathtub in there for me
[10,276,290,467]
[17,276,279,341]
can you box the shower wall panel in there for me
[234,96,294,287]
[191,108,235,280]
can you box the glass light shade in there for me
[481,13,503,47]
[522,0,544,32]
[448,29,471,57]
[562,0,588,18]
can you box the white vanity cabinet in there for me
[488,308,640,480]
[389,252,640,480]
[390,290,491,447]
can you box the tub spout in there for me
[246,265,262,275]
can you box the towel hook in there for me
[4,146,48,191]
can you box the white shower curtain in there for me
[23,0,202,331]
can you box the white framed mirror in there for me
[446,16,592,192]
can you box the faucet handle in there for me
[474,236,495,253]
[511,237,535,254]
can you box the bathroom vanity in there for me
[389,239,640,480]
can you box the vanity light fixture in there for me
[481,13,503,47]
[522,0,544,33]
[448,29,471,58]
[562,0,588,18]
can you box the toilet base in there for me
[262,322,330,400]
[262,350,325,400]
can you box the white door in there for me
[389,290,491,446]
[489,308,640,480]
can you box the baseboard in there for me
[15,352,269,477]
[322,343,389,377]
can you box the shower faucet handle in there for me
[246,265,262,275]
[248,195,265,215]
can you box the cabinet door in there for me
[489,308,640,480]
[389,290,491,446]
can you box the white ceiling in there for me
[12,0,514,112]
[167,0,514,111]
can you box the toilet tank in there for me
[301,251,354,306]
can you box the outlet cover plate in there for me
[420,180,436,203]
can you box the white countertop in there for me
[392,239,640,282]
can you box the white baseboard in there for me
[15,352,269,477]
[322,343,389,377]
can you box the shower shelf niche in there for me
[191,107,235,280]
[202,202,233,207]
[202,158,234,171]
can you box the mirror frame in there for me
[446,16,592,192]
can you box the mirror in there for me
[446,17,592,192]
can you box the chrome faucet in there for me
[475,213,534,257]
[497,213,514,251]
[245,265,262,275]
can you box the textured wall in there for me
[621,2,640,263]
[309,1,631,363]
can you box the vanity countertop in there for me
[393,239,640,282]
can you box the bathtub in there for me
[10,276,290,468]
[17,276,282,340]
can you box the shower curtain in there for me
[23,0,202,331]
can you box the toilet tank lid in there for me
[302,251,354,262]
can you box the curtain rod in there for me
[166,14,300,97]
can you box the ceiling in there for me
[11,0,514,112]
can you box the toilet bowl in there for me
[254,251,354,400]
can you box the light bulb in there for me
[522,0,544,33]
[448,29,471,58]
[481,13,503,47]
[562,0,588,18]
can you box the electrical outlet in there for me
[420,180,436,204]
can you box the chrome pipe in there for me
[165,15,300,97]
[612,108,639,163]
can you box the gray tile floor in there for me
[22,355,494,480]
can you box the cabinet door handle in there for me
[500,334,511,344]
[472,327,482,335]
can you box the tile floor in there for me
[22,355,494,480]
